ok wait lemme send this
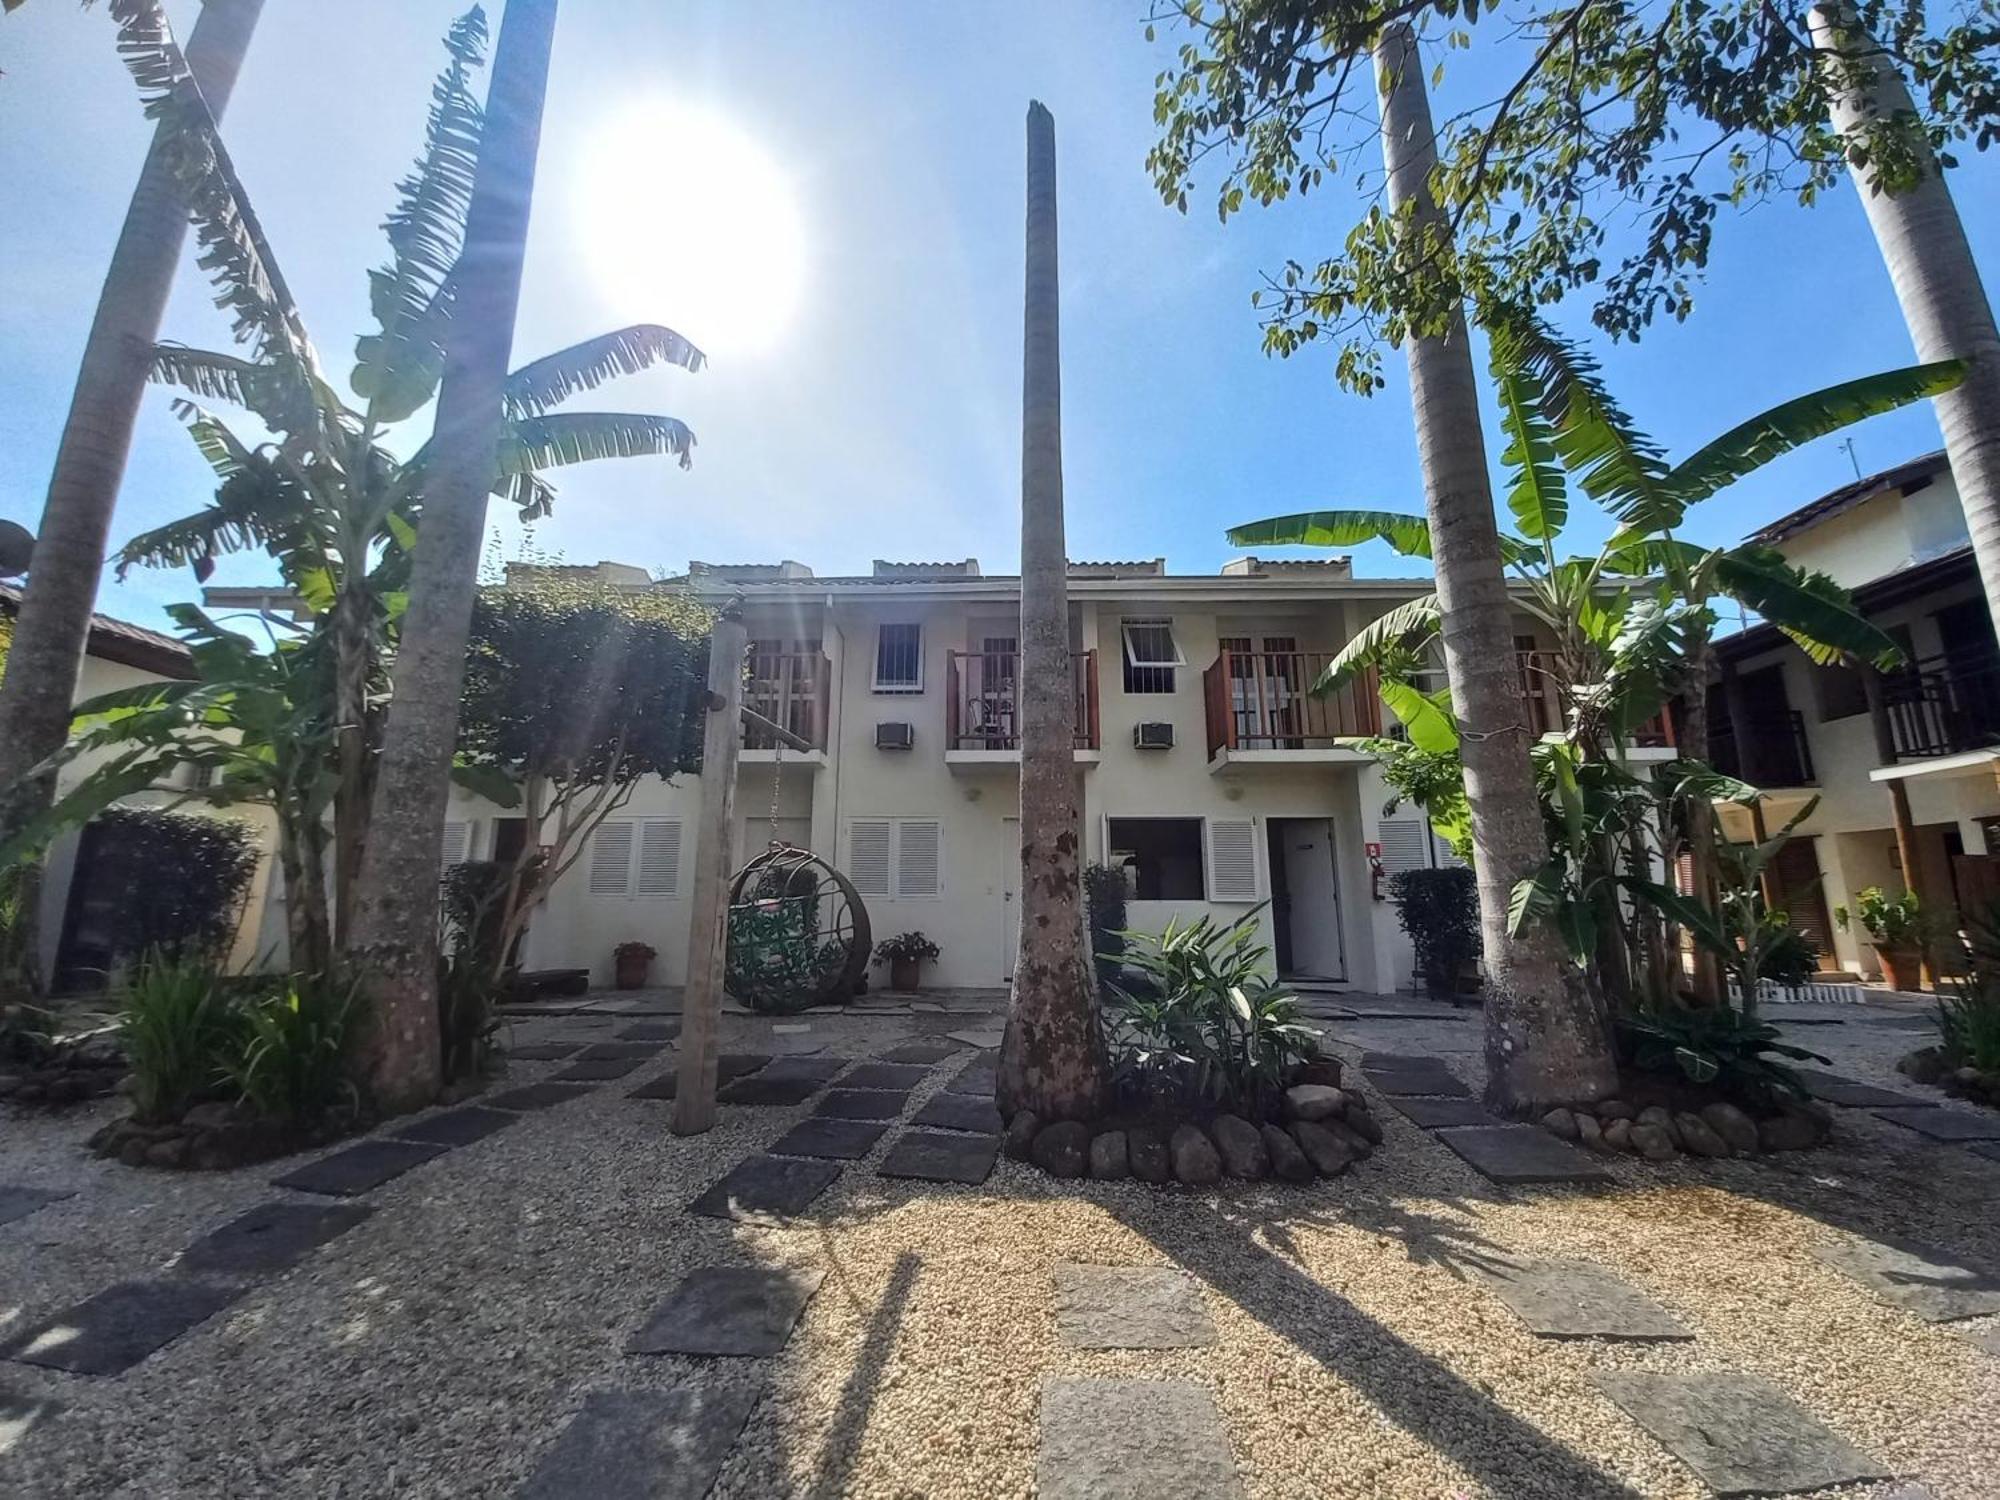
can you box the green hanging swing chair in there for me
[724,843,871,1015]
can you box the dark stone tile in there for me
[1362,1068,1471,1098]
[1811,1234,2000,1322]
[272,1140,450,1198]
[759,1056,850,1085]
[1960,1325,2000,1357]
[1384,1096,1496,1129]
[0,1186,74,1228]
[1593,1371,1887,1496]
[840,1063,932,1090]
[880,1041,963,1064]
[718,1053,772,1080]
[687,1155,841,1224]
[1970,1140,2000,1164]
[767,1118,889,1161]
[877,1130,999,1185]
[815,1089,911,1121]
[1054,1265,1216,1349]
[627,1072,677,1101]
[577,1042,664,1063]
[715,1075,822,1107]
[1467,1258,1691,1340]
[614,1024,679,1043]
[911,1092,1003,1135]
[505,1043,582,1062]
[626,1266,826,1356]
[176,1201,372,1278]
[1873,1106,2000,1141]
[942,1053,999,1096]
[1796,1070,1929,1109]
[2,1280,244,1376]
[1434,1125,1613,1185]
[1038,1378,1243,1500]
[392,1106,516,1148]
[517,1385,762,1500]
[1361,1050,1444,1070]
[553,1057,644,1083]
[488,1082,594,1112]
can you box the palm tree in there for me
[0,0,264,997]
[996,102,1108,1124]
[1808,7,2000,633]
[346,0,562,1114]
[1372,23,1618,1113]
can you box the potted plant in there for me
[875,932,940,992]
[612,940,656,991]
[1834,888,1931,991]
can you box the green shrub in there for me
[118,951,242,1123]
[1389,867,1479,998]
[1617,1001,1828,1107]
[80,809,259,969]
[227,972,365,1126]
[1940,898,2000,1072]
[1082,863,1129,994]
[1756,913,1819,989]
[438,861,510,1080]
[1105,907,1319,1119]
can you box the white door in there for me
[1000,816,1019,982]
[1281,819,1346,980]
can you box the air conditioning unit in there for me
[875,722,915,751]
[1133,721,1175,750]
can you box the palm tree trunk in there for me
[1810,6,2000,632]
[996,101,1108,1124]
[330,577,371,947]
[346,0,558,1115]
[0,0,264,996]
[1680,628,1726,1003]
[1375,23,1617,1112]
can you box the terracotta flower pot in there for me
[889,956,922,992]
[1875,944,1924,992]
[613,953,653,990]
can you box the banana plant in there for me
[102,10,705,945]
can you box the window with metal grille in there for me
[873,623,923,692]
[1121,618,1182,695]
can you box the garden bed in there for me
[1540,1080,1832,1160]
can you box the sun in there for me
[575,98,806,360]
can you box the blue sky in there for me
[4,1,1997,632]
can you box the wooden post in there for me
[1863,661,1936,985]
[673,606,747,1136]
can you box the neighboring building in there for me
[426,554,1581,993]
[1708,452,1999,977]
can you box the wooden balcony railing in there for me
[1883,652,2000,759]
[742,648,830,751]
[1202,651,1380,757]
[946,649,1099,751]
[1516,650,1677,749]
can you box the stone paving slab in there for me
[942,1055,999,1096]
[877,1130,999,1185]
[272,1139,450,1198]
[1874,1106,2000,1141]
[505,1043,583,1062]
[0,1185,74,1227]
[880,1041,963,1064]
[1959,1325,2000,1356]
[1054,1265,1216,1349]
[1434,1125,1613,1185]
[1810,1234,2000,1322]
[613,1023,679,1043]
[840,1062,933,1090]
[3,1279,244,1376]
[1593,1371,1887,1496]
[1384,1095,1495,1128]
[487,1082,595,1112]
[392,1106,517,1148]
[1467,1258,1691,1340]
[517,1384,762,1500]
[626,1073,676,1101]
[626,1266,826,1356]
[1795,1070,1930,1109]
[175,1201,373,1277]
[576,1042,665,1063]
[1971,1140,2000,1164]
[814,1089,911,1121]
[759,1056,850,1085]
[1362,1068,1473,1098]
[767,1118,890,1160]
[1038,1378,1244,1500]
[687,1155,841,1225]
[1361,1050,1444,1070]
[552,1057,646,1083]
[718,1053,773,1080]
[715,1075,822,1107]
[911,1092,1004,1135]
[946,1028,1004,1049]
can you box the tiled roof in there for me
[0,584,194,679]
[1747,450,1949,546]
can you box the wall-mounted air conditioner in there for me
[1133,722,1175,750]
[875,722,915,751]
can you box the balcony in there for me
[1517,650,1677,751]
[944,649,1099,767]
[1883,653,2000,760]
[1710,710,1815,788]
[741,647,829,762]
[1202,650,1380,767]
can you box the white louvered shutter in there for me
[896,819,943,898]
[636,818,682,897]
[589,820,634,895]
[1430,825,1466,869]
[1376,817,1429,876]
[1206,817,1259,902]
[848,819,892,898]
[439,819,470,870]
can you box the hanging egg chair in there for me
[724,843,871,1014]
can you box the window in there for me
[1121,618,1183,694]
[845,817,944,898]
[588,820,634,895]
[1107,817,1206,900]
[439,819,470,871]
[1816,623,1913,721]
[873,623,923,692]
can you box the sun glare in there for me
[576,99,807,361]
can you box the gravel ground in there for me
[3,997,1997,1498]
